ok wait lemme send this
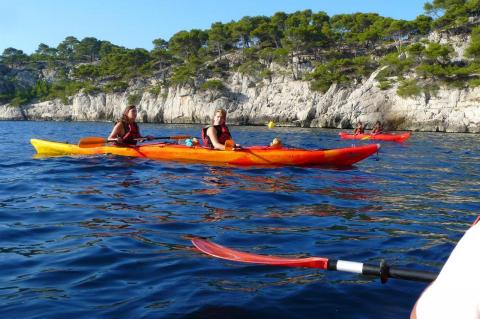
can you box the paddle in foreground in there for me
[191,238,437,283]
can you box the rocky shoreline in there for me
[1,68,479,133]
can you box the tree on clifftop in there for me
[169,30,208,59]
[57,36,80,64]
[424,0,480,28]
[1,48,29,68]
[207,22,232,57]
[32,43,58,63]
[75,37,102,62]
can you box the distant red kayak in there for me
[339,132,411,143]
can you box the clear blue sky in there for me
[0,0,428,54]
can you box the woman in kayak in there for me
[371,121,383,135]
[108,105,153,145]
[354,121,365,135]
[202,108,239,150]
[410,217,480,318]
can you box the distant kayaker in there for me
[371,121,383,135]
[410,217,480,319]
[108,105,153,145]
[202,108,239,150]
[354,121,365,135]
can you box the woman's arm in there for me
[108,122,124,142]
[207,126,225,150]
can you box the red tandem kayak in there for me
[338,132,411,143]
[31,138,380,167]
[339,131,411,142]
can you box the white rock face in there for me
[428,31,471,61]
[1,70,479,132]
[0,104,25,120]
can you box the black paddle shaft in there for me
[327,259,437,283]
[362,260,437,283]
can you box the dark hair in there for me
[120,105,136,123]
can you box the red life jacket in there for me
[119,122,141,145]
[354,127,364,134]
[201,125,232,148]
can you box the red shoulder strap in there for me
[201,126,210,146]
[473,216,480,225]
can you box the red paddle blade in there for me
[192,238,328,269]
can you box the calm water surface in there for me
[1,121,479,318]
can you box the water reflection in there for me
[209,272,324,292]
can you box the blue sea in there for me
[1,121,479,318]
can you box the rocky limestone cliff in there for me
[1,68,479,133]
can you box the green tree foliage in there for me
[128,92,142,105]
[103,80,128,93]
[199,79,226,92]
[331,13,383,48]
[250,13,288,49]
[170,56,204,86]
[378,52,414,79]
[385,20,414,51]
[75,37,102,62]
[1,48,29,67]
[258,47,289,66]
[31,43,58,63]
[229,16,263,48]
[57,36,80,64]
[237,60,267,79]
[98,41,119,59]
[98,48,153,79]
[73,64,100,81]
[208,22,232,56]
[169,29,208,59]
[412,15,434,34]
[466,27,480,60]
[151,38,175,72]
[309,56,378,93]
[424,0,479,28]
[1,2,479,106]
[424,42,454,65]
[397,79,422,97]
[282,10,328,53]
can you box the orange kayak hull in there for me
[31,139,380,167]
